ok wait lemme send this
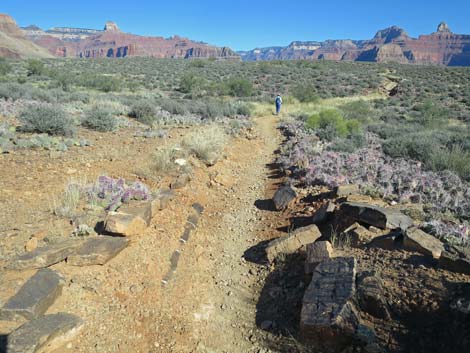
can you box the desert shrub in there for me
[234,101,252,116]
[413,100,449,128]
[182,125,227,164]
[82,108,118,132]
[158,98,188,115]
[19,104,75,136]
[153,145,186,174]
[26,59,46,76]
[306,109,361,140]
[429,145,470,181]
[79,74,121,92]
[188,59,207,68]
[329,132,366,153]
[52,179,83,217]
[382,134,436,161]
[179,73,205,94]
[129,99,157,125]
[0,58,11,76]
[339,100,373,123]
[292,83,319,103]
[225,78,253,97]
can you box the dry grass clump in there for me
[153,145,188,174]
[182,125,227,165]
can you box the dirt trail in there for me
[149,114,283,352]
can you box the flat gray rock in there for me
[403,227,444,259]
[265,224,321,263]
[301,257,359,349]
[0,269,64,321]
[7,313,83,353]
[8,240,84,270]
[272,185,297,211]
[340,202,414,230]
[67,237,129,266]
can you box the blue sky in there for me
[2,0,469,50]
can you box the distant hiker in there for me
[275,94,283,115]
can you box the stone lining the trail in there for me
[305,241,334,274]
[7,239,84,270]
[439,245,470,275]
[104,201,152,237]
[340,202,414,230]
[265,224,322,263]
[301,257,359,349]
[151,189,175,213]
[357,272,391,320]
[272,185,297,211]
[162,203,204,286]
[6,313,83,353]
[0,269,64,321]
[67,237,129,266]
[403,227,444,259]
[311,201,336,224]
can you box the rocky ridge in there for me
[239,22,470,66]
[19,17,240,60]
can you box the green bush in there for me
[19,104,75,136]
[129,100,157,125]
[292,83,319,103]
[82,108,118,132]
[339,100,373,123]
[26,59,46,76]
[225,78,253,97]
[0,58,11,76]
[306,109,361,139]
[429,145,470,181]
[413,100,449,128]
[179,73,204,94]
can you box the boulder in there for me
[305,241,334,274]
[343,223,380,247]
[335,184,360,198]
[301,257,359,349]
[439,245,470,275]
[151,189,175,213]
[357,272,391,320]
[8,240,84,270]
[105,201,152,237]
[403,227,444,259]
[67,237,129,266]
[272,185,297,211]
[311,202,336,224]
[265,225,322,263]
[340,202,414,230]
[7,313,83,353]
[0,269,64,321]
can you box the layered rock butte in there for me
[239,22,470,66]
[21,20,239,60]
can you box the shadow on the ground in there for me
[254,252,313,352]
[0,335,7,353]
[254,199,277,212]
[243,240,270,265]
[395,281,470,353]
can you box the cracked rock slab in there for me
[7,313,83,353]
[301,257,359,349]
[0,269,64,321]
[67,237,129,266]
[7,239,84,270]
[265,224,321,263]
[340,202,414,230]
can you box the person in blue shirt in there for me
[275,94,283,115]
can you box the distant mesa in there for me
[239,22,470,66]
[13,15,240,60]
